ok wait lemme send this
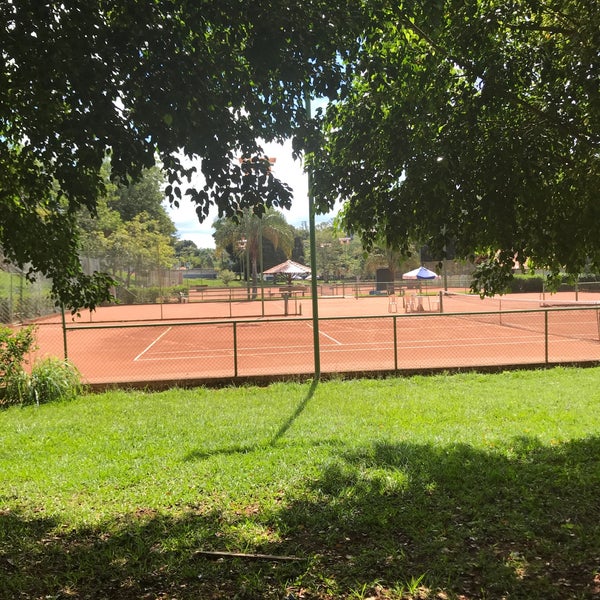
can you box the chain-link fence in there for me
[6,255,600,387]
[0,265,57,324]
[25,291,599,388]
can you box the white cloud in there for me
[164,139,338,248]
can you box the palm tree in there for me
[213,208,294,297]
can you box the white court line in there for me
[133,334,588,363]
[134,327,173,361]
[307,323,343,345]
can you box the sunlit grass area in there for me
[1,367,600,599]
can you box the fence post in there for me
[61,305,68,360]
[233,321,238,378]
[544,310,549,364]
[393,316,398,371]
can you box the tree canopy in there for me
[110,165,175,238]
[2,0,598,305]
[1,0,360,309]
[311,0,600,294]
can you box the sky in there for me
[164,139,339,249]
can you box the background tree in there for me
[306,223,354,282]
[78,165,176,286]
[312,0,600,294]
[113,214,176,287]
[218,269,237,287]
[174,242,216,270]
[213,209,294,295]
[174,240,199,268]
[110,165,176,240]
[291,229,307,265]
[78,197,122,263]
[362,240,420,282]
[261,238,288,273]
[195,248,217,271]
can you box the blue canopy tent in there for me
[402,266,440,280]
[402,267,440,311]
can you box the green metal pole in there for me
[9,271,13,322]
[61,304,68,360]
[305,88,321,380]
[157,242,164,320]
[233,321,238,378]
[544,309,549,364]
[259,228,265,317]
[246,245,250,300]
[393,316,398,371]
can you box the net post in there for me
[439,290,443,313]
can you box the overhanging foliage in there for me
[1,0,361,309]
[312,0,600,294]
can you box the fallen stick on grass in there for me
[194,550,304,562]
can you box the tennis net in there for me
[441,291,600,342]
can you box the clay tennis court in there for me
[32,291,600,387]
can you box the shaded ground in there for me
[3,436,600,599]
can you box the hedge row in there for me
[508,274,600,294]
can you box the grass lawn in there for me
[1,367,600,599]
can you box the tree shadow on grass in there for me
[276,435,600,599]
[0,504,268,599]
[3,436,600,599]
[183,378,319,460]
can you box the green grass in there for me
[1,367,600,599]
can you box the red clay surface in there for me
[31,290,600,386]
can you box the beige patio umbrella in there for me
[263,260,311,284]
